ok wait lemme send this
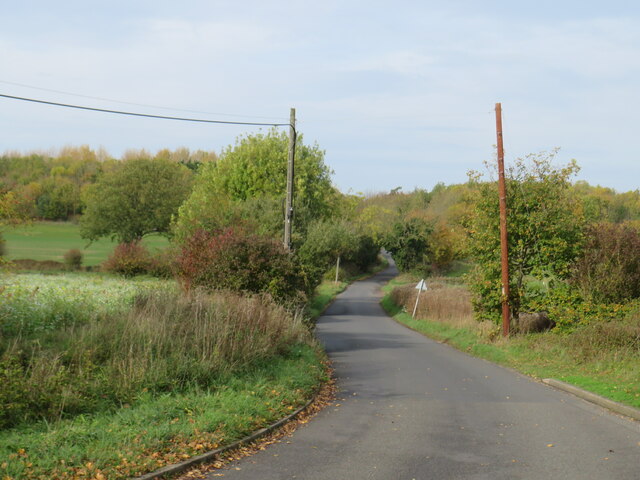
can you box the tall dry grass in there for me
[565,313,640,361]
[0,289,310,428]
[391,281,640,357]
[391,282,475,329]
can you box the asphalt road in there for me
[211,263,640,479]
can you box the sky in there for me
[1,1,639,194]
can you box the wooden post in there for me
[335,256,341,284]
[495,103,511,337]
[284,108,296,251]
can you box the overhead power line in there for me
[0,79,288,121]
[0,93,293,130]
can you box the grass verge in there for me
[308,281,349,320]
[381,280,640,411]
[0,345,326,480]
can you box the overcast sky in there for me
[1,1,639,193]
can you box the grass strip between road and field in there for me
[308,281,349,320]
[0,263,382,480]
[381,279,640,412]
[0,345,327,480]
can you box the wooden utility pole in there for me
[495,103,511,337]
[284,108,296,251]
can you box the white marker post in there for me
[412,279,428,318]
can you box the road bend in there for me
[209,262,640,479]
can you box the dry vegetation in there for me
[391,281,476,329]
[391,279,640,353]
[1,286,310,428]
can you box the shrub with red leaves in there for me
[177,227,309,304]
[103,241,152,277]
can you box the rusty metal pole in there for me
[283,108,296,251]
[495,103,511,337]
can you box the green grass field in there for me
[3,222,169,266]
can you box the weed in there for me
[0,273,168,338]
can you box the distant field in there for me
[3,222,169,266]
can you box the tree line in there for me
[3,135,640,329]
[1,130,380,304]
[0,145,217,221]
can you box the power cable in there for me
[0,79,288,121]
[0,93,294,130]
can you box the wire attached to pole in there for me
[0,80,289,121]
[0,93,294,131]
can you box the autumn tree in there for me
[80,157,193,243]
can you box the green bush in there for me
[103,242,152,277]
[383,218,432,273]
[177,227,310,304]
[526,281,631,332]
[0,356,30,428]
[347,234,379,272]
[572,223,640,303]
[322,264,359,283]
[63,248,83,270]
[297,219,378,287]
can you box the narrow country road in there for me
[210,262,640,479]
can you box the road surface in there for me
[209,263,640,479]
